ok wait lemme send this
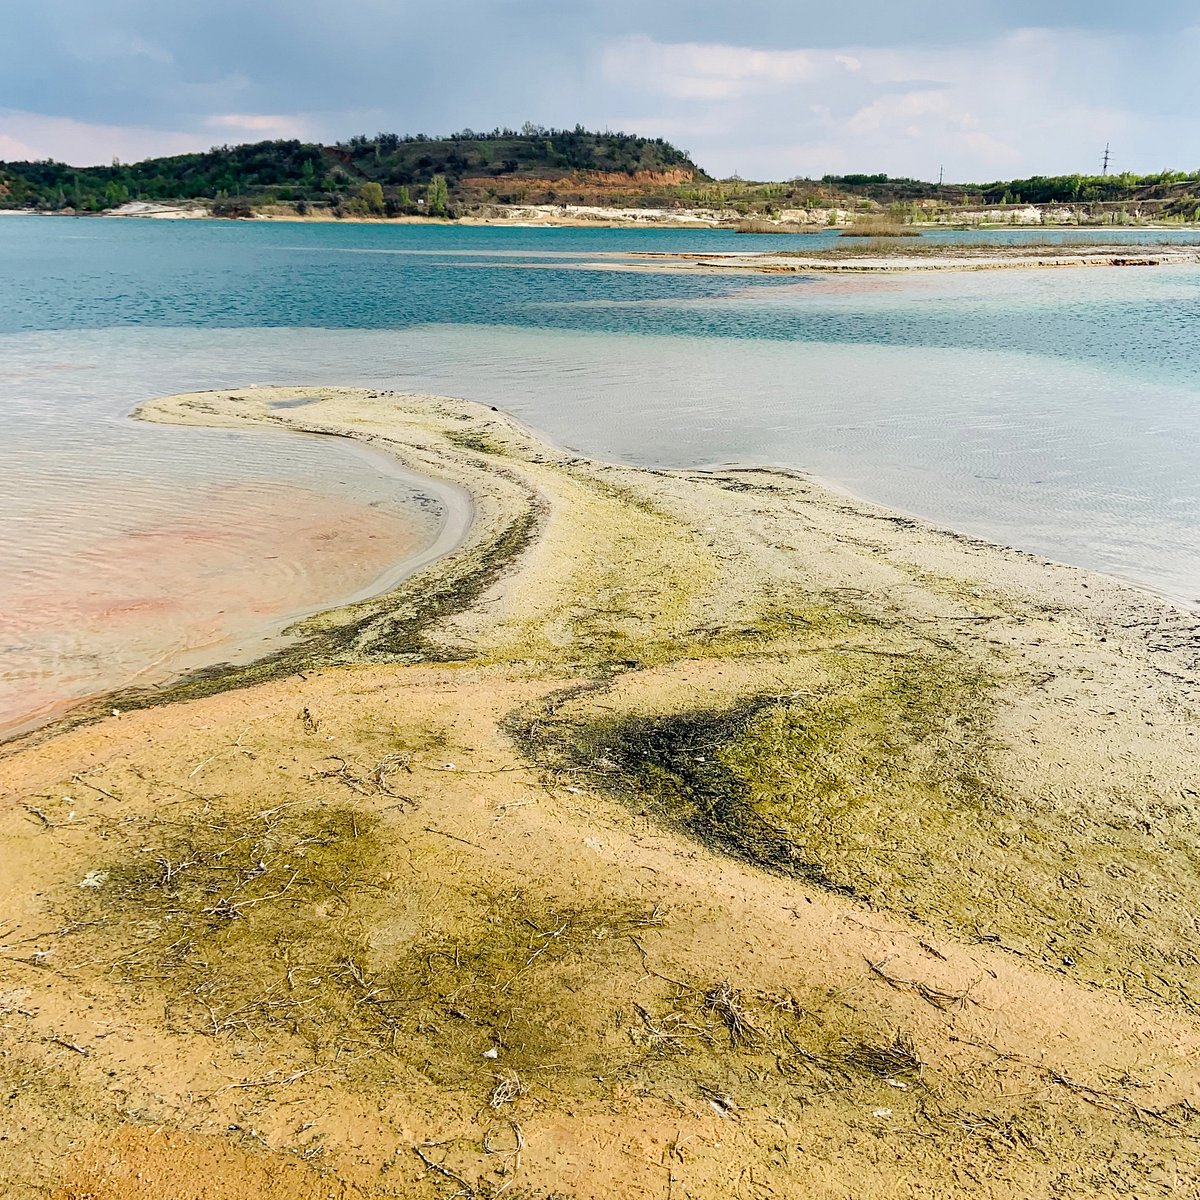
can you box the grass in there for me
[732,219,823,234]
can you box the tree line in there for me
[0,128,700,214]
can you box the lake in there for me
[2,214,1199,735]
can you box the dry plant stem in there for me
[413,1143,477,1199]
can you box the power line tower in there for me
[938,164,944,186]
[1101,143,1111,176]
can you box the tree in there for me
[426,174,449,216]
[357,181,385,215]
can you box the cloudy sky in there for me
[2,1,1197,181]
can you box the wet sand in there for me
[622,243,1200,274]
[2,387,1200,1198]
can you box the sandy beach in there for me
[3,386,1200,1198]
[622,244,1200,274]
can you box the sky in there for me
[1,1,1197,181]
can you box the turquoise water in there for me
[2,214,1199,730]
[3,216,1198,390]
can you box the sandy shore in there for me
[3,387,1200,1198]
[624,244,1200,274]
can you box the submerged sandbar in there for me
[620,241,1200,274]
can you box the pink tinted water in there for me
[0,343,454,740]
[0,477,433,737]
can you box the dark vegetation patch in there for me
[444,429,512,457]
[515,644,1200,1008]
[839,222,922,237]
[569,471,668,517]
[617,976,929,1102]
[60,791,943,1116]
[513,650,996,908]
[68,802,662,1097]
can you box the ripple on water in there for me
[0,368,448,737]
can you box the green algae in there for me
[523,647,996,903]
[685,593,886,659]
[443,429,512,457]
[521,638,1200,1008]
[71,793,922,1106]
[87,804,393,1046]
[51,794,1200,1193]
[372,891,651,1088]
[570,470,671,518]
[69,802,658,1098]
[0,1048,108,1200]
[474,481,717,672]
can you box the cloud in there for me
[599,27,1194,179]
[602,35,815,99]
[0,106,313,165]
[82,32,175,65]
[0,110,207,165]
[204,113,313,139]
[843,91,964,137]
[0,5,1197,177]
[0,132,37,160]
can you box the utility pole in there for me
[938,164,944,187]
[1102,143,1111,176]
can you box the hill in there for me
[2,132,1197,225]
[0,126,705,217]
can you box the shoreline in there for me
[6,206,1200,236]
[8,382,1195,747]
[3,386,1200,1197]
[0,426,475,746]
[798,463,1200,614]
[623,245,1200,273]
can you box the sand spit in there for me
[2,386,1200,1198]
[624,244,1200,274]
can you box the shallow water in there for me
[2,215,1199,735]
[0,338,451,736]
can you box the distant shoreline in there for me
[6,203,1198,235]
[621,244,1200,273]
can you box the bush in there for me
[356,181,384,215]
[211,199,255,219]
[840,221,920,238]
